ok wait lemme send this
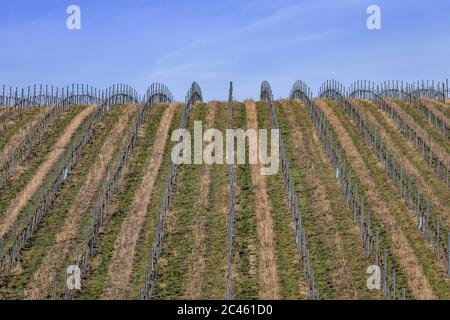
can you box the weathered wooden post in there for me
[383,250,388,299]
[11,144,15,175]
[0,238,3,268]
[415,122,419,148]
[448,232,450,279]
[385,145,389,176]
[392,268,396,300]
[52,281,57,300]
[416,186,420,219]
[429,137,433,167]
[443,111,446,138]
[425,201,430,240]
[436,215,440,258]
[360,200,364,240]
[375,230,379,265]
[400,164,403,197]
[63,265,68,300]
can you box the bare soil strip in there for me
[384,99,450,157]
[0,108,41,148]
[316,100,436,300]
[25,105,137,299]
[199,103,230,299]
[3,106,53,154]
[281,101,357,299]
[264,101,308,299]
[101,104,177,299]
[0,107,53,179]
[244,101,280,300]
[185,103,217,298]
[423,98,449,110]
[420,99,450,129]
[356,102,450,224]
[0,105,95,238]
[423,99,450,121]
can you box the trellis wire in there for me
[348,80,449,139]
[348,80,449,187]
[319,79,450,281]
[291,80,408,299]
[0,101,69,190]
[0,84,141,277]
[139,82,203,300]
[226,81,236,300]
[1,78,448,299]
[56,83,174,300]
[0,83,140,127]
[0,83,140,108]
[262,80,319,299]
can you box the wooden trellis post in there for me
[375,230,379,265]
[425,201,430,240]
[448,233,450,279]
[436,215,440,258]
[392,268,396,300]
[383,250,388,299]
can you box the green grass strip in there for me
[129,106,183,298]
[0,107,41,149]
[332,102,450,299]
[155,103,207,299]
[232,102,260,299]
[255,101,306,299]
[0,106,86,220]
[201,103,229,299]
[76,105,166,299]
[0,107,123,299]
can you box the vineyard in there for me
[0,79,449,300]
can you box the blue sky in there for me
[1,0,449,100]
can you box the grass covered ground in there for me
[0,107,41,149]
[0,106,86,221]
[1,97,448,300]
[231,102,260,299]
[154,103,207,299]
[76,104,168,299]
[277,100,383,299]
[0,106,123,299]
[327,100,450,299]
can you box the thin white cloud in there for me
[158,0,351,64]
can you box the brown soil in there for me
[356,102,450,223]
[281,100,357,299]
[3,106,53,155]
[420,99,450,129]
[384,100,449,166]
[101,103,178,299]
[24,105,137,299]
[316,100,436,300]
[244,100,280,300]
[0,105,95,238]
[185,103,217,299]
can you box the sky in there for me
[0,0,449,101]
